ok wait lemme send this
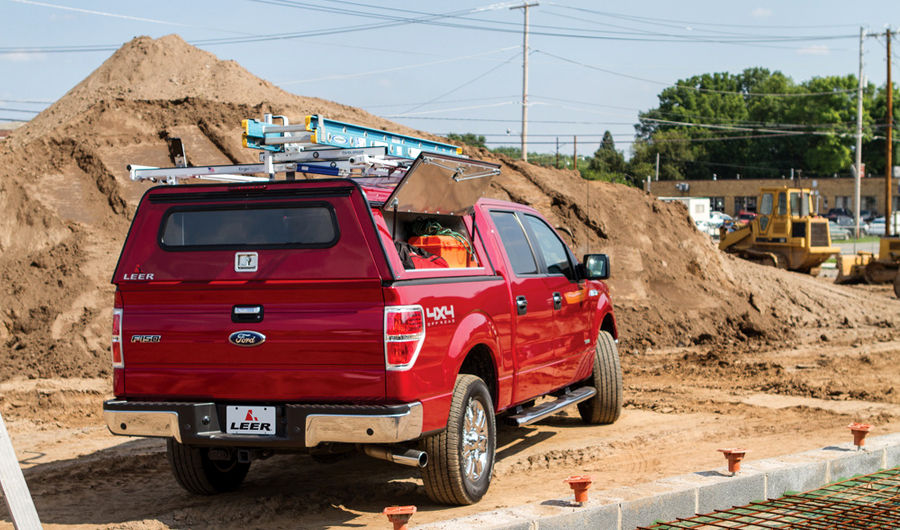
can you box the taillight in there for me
[384,305,425,371]
[111,307,124,368]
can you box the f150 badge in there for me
[229,331,266,347]
[426,305,455,326]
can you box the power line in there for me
[0,98,52,104]
[403,52,520,114]
[0,107,40,114]
[535,49,857,97]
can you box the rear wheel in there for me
[894,272,900,298]
[420,374,496,505]
[166,440,250,495]
[578,330,623,425]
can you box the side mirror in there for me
[582,254,610,280]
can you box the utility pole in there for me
[511,3,538,162]
[573,135,578,175]
[886,27,894,236]
[655,152,660,181]
[854,26,865,239]
[555,136,559,168]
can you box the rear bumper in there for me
[103,399,423,448]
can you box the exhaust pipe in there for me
[362,445,428,468]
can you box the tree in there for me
[634,68,882,180]
[446,133,486,148]
[585,131,627,182]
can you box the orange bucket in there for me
[408,235,469,268]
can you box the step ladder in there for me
[128,114,464,185]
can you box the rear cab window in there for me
[160,204,339,249]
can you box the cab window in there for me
[760,193,774,215]
[790,192,810,216]
[490,211,538,275]
[777,192,787,215]
[523,215,575,280]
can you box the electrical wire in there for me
[402,52,521,114]
[277,46,518,85]
[535,50,857,97]
[0,107,39,114]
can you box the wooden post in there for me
[0,412,41,529]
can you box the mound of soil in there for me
[0,34,894,381]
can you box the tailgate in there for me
[113,180,391,401]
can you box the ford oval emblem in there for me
[229,331,266,347]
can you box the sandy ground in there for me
[1,282,897,529]
[1,35,899,529]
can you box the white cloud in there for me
[752,7,773,17]
[797,45,830,56]
[0,52,46,62]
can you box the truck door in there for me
[488,210,561,402]
[519,213,592,389]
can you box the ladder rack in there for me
[129,114,463,185]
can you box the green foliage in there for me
[632,68,898,181]
[446,132,486,148]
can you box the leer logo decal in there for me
[426,305,455,326]
[229,409,272,433]
[229,331,266,347]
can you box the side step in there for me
[505,386,596,427]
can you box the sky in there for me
[1,0,898,161]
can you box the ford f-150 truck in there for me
[104,116,622,505]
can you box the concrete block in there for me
[620,488,696,530]
[696,472,766,514]
[536,502,619,530]
[765,461,827,498]
[829,448,885,482]
[883,443,900,468]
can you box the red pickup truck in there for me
[104,123,621,505]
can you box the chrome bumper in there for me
[103,400,423,448]
[105,409,183,442]
[305,402,422,447]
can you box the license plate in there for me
[225,405,276,436]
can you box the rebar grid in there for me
[640,468,900,529]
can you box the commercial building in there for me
[650,176,900,217]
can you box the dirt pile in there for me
[0,35,895,382]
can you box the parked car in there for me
[834,215,867,237]
[860,210,879,223]
[866,213,900,237]
[703,211,733,238]
[829,221,853,240]
[735,211,757,225]
[826,208,853,221]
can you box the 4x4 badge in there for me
[229,331,266,347]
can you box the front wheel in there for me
[578,330,623,424]
[166,440,250,495]
[420,374,496,505]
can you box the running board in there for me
[506,386,597,427]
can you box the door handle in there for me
[515,295,528,316]
[232,305,264,323]
[552,292,562,310]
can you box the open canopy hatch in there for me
[380,153,500,216]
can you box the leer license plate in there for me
[226,405,276,435]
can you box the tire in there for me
[578,330,623,425]
[894,272,900,298]
[420,374,496,505]
[166,439,250,495]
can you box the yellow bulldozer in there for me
[719,186,839,275]
[835,236,900,297]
